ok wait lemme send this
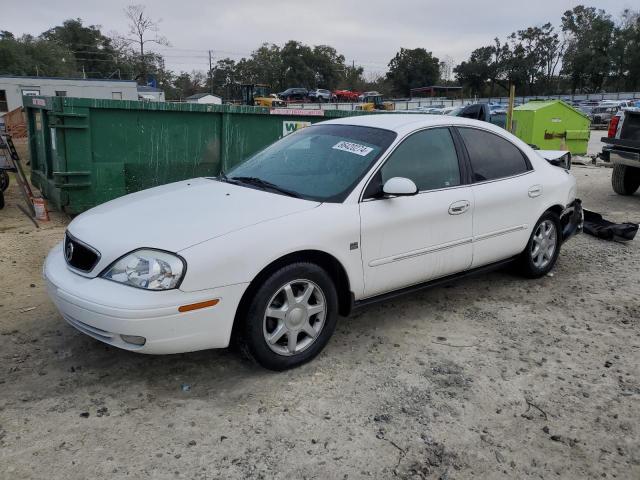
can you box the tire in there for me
[237,262,339,370]
[0,170,9,192]
[611,164,640,195]
[518,211,562,278]
[0,191,4,210]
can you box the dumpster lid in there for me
[514,100,590,121]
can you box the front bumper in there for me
[561,199,583,241]
[44,242,248,354]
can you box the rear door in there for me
[456,127,542,267]
[359,127,473,297]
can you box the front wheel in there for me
[237,262,338,370]
[518,212,562,278]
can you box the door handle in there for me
[448,200,470,215]
[528,185,543,198]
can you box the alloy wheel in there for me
[263,279,326,356]
[531,220,557,269]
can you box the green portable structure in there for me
[512,100,590,155]
[24,96,376,214]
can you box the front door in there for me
[359,127,473,298]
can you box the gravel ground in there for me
[1,134,639,479]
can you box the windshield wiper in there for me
[230,176,301,198]
[216,169,232,182]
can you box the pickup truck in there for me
[457,102,507,129]
[602,108,640,195]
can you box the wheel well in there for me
[547,204,564,217]
[545,204,570,241]
[235,250,353,326]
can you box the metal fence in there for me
[284,91,640,111]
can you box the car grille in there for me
[64,233,100,272]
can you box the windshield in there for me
[226,124,397,202]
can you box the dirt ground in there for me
[1,133,639,479]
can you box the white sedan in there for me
[44,115,583,370]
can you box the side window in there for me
[458,128,529,182]
[379,128,461,192]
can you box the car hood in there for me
[67,178,320,267]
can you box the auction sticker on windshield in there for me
[332,141,374,156]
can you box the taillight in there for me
[608,115,620,138]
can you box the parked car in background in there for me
[358,91,381,101]
[279,88,309,102]
[590,105,619,126]
[489,104,507,115]
[333,90,361,102]
[576,101,599,116]
[456,102,507,128]
[442,106,464,116]
[45,114,582,370]
[307,89,334,102]
[601,107,640,195]
[408,105,444,114]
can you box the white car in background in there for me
[45,115,583,370]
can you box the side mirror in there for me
[382,177,418,197]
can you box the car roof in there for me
[320,113,503,136]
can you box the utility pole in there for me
[208,50,214,95]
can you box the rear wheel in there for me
[518,212,561,278]
[237,262,338,370]
[612,164,640,195]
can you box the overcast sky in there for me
[2,0,636,76]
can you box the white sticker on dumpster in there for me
[332,141,373,156]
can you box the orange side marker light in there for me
[178,299,219,313]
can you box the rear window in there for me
[458,127,530,182]
[620,111,640,141]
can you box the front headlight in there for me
[101,249,185,290]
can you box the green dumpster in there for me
[24,97,376,214]
[512,100,590,155]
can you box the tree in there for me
[386,48,440,96]
[209,58,238,97]
[121,4,170,83]
[340,63,366,90]
[173,71,206,99]
[280,40,317,88]
[561,6,615,92]
[454,46,494,95]
[454,39,508,96]
[0,33,77,77]
[236,43,284,89]
[609,9,640,91]
[309,45,346,89]
[42,19,120,78]
[438,55,455,84]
